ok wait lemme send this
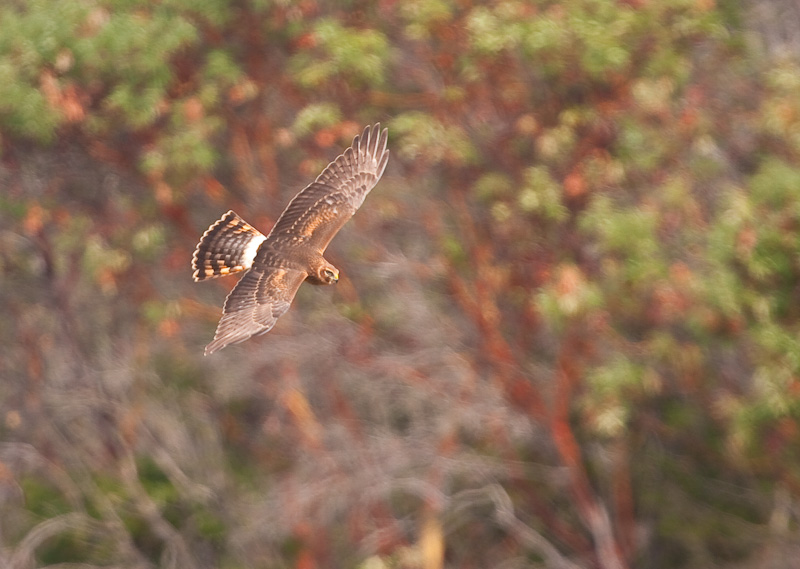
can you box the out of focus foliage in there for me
[2,0,800,568]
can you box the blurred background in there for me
[2,0,800,568]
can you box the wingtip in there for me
[355,123,388,161]
[204,338,223,356]
[378,126,389,155]
[377,148,390,179]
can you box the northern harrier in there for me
[192,123,389,355]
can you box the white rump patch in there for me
[241,234,266,269]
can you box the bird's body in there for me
[192,124,389,355]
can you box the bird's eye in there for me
[324,269,335,279]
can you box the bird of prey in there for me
[192,123,389,355]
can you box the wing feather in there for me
[267,123,389,251]
[204,266,306,355]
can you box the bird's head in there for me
[318,262,339,285]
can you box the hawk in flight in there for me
[192,124,389,355]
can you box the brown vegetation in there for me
[2,1,800,568]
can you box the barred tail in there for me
[192,210,266,281]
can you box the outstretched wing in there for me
[204,266,307,355]
[267,123,389,252]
